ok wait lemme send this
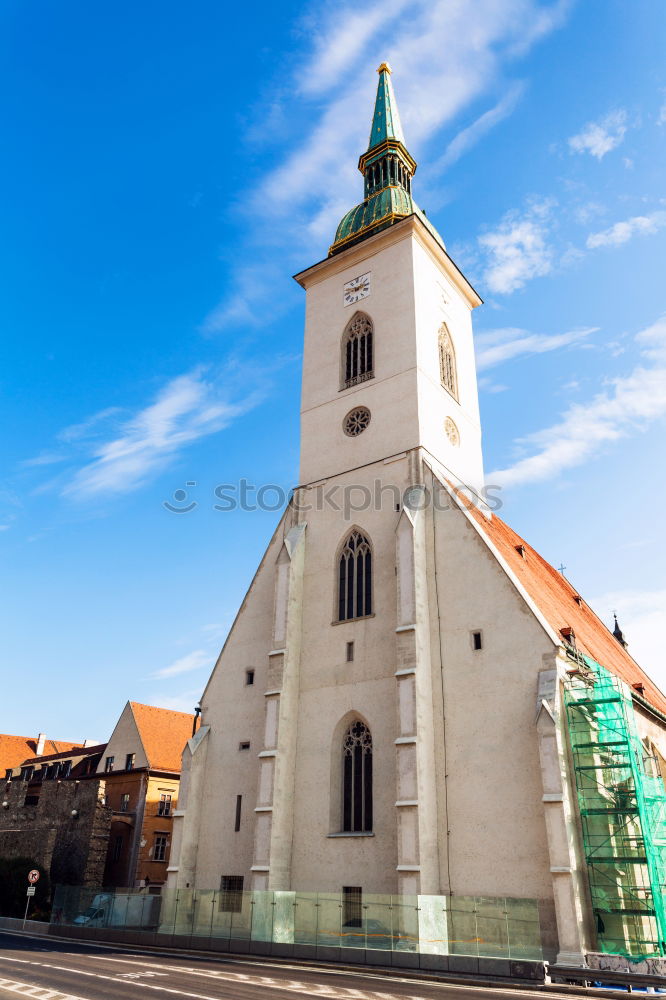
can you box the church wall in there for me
[634,704,666,780]
[299,232,420,485]
[287,458,413,892]
[429,494,555,900]
[192,510,295,889]
[411,237,484,496]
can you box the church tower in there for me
[298,63,485,498]
[167,65,666,969]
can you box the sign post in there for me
[23,871,40,928]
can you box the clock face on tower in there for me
[343,272,371,306]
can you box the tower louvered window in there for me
[337,531,372,621]
[342,721,373,832]
[439,324,458,400]
[342,314,374,388]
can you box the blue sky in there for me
[2,0,666,741]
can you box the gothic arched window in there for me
[342,313,374,389]
[342,720,373,832]
[438,324,458,400]
[337,530,372,621]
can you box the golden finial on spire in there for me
[377,62,392,74]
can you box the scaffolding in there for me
[564,657,666,958]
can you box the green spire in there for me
[329,64,445,257]
[367,62,405,150]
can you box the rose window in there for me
[343,407,371,437]
[444,417,460,446]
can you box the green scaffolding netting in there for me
[564,656,666,959]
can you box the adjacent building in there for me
[166,65,666,965]
[0,702,196,890]
[96,701,196,888]
[1,741,109,886]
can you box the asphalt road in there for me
[0,932,568,1000]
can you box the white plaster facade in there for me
[166,166,666,967]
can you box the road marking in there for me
[46,942,555,1000]
[0,976,90,1000]
[73,954,554,1000]
[0,953,556,1000]
[117,972,168,980]
[78,954,403,998]
[0,955,393,1000]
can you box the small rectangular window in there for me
[112,835,123,862]
[105,756,114,772]
[346,641,354,662]
[238,741,250,751]
[245,669,255,686]
[60,760,72,779]
[472,631,483,651]
[125,753,135,771]
[4,768,12,781]
[153,834,168,861]
[158,793,172,816]
[342,886,362,928]
[219,875,244,912]
[234,794,242,832]
[120,793,130,812]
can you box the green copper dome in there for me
[329,63,445,256]
[333,186,413,250]
[333,189,444,254]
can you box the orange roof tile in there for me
[0,735,84,773]
[129,702,196,772]
[463,502,666,717]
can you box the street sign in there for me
[26,887,36,896]
[28,870,39,884]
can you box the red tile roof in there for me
[0,735,84,774]
[463,501,666,717]
[129,702,196,773]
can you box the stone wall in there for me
[0,777,111,887]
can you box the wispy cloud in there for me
[658,102,666,126]
[204,1,573,331]
[568,109,627,159]
[21,452,67,468]
[432,82,526,173]
[153,649,211,679]
[475,325,596,370]
[55,366,264,500]
[152,687,203,713]
[490,316,666,487]
[296,0,413,98]
[478,199,555,294]
[586,210,666,249]
[58,407,122,443]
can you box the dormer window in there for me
[560,626,576,648]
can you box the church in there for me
[166,66,666,966]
